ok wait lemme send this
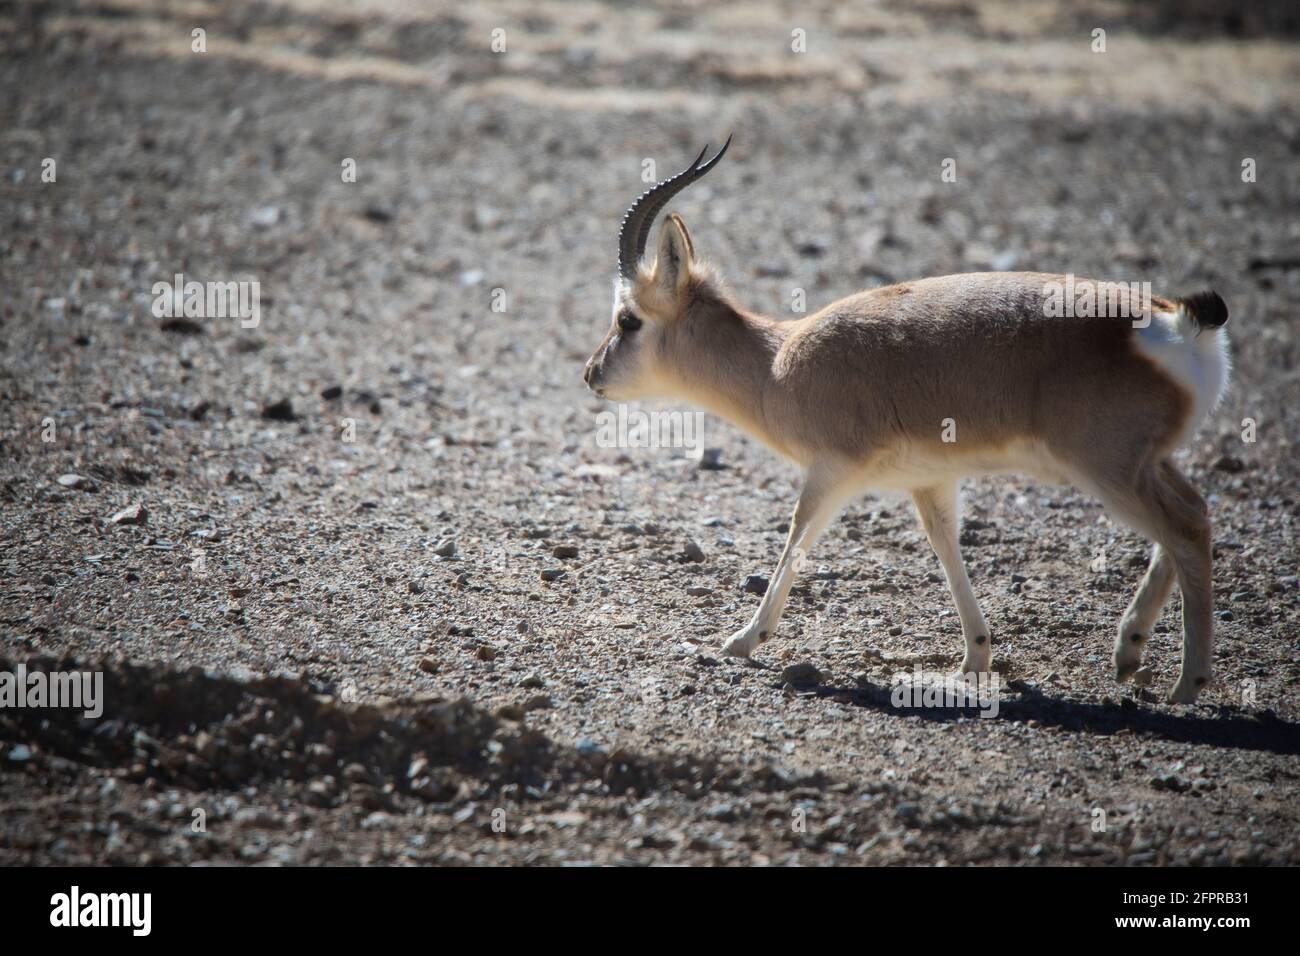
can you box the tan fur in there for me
[584,217,1227,704]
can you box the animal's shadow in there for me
[782,672,1300,757]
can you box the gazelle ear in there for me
[654,213,695,294]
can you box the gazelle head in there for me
[583,138,732,401]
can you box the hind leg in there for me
[1114,544,1176,681]
[1086,461,1214,703]
[1153,463,1215,703]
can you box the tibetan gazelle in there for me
[583,140,1230,704]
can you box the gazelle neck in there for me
[666,294,792,457]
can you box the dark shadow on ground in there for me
[791,676,1300,757]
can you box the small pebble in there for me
[697,448,726,471]
[108,503,148,526]
[261,398,296,421]
[781,662,824,686]
[680,540,706,563]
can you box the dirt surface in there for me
[2,0,1299,866]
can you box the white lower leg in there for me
[721,467,844,658]
[912,485,991,674]
[1092,462,1214,703]
[1167,547,1214,704]
[1114,544,1175,681]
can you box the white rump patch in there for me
[1132,308,1231,445]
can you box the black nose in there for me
[583,360,598,387]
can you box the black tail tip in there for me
[1180,290,1228,329]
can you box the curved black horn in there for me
[617,135,732,280]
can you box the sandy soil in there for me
[1,0,1298,865]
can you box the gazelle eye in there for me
[618,311,643,333]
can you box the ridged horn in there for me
[617,135,732,280]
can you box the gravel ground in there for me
[1,0,1298,866]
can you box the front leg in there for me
[911,484,992,675]
[722,465,846,658]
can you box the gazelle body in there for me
[584,143,1230,704]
